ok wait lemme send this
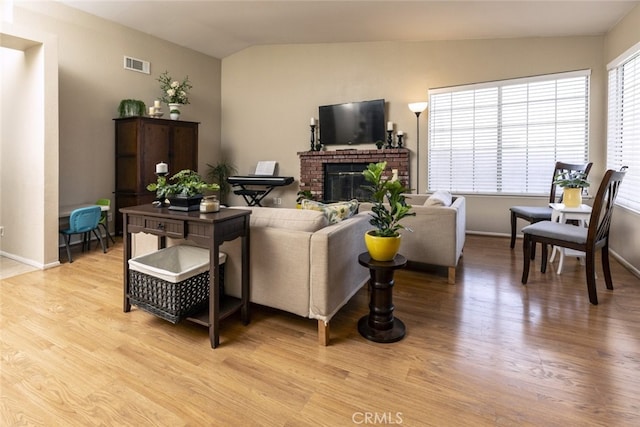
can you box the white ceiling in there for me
[60,1,639,58]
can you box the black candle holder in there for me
[310,124,316,151]
[386,130,394,149]
[397,133,404,148]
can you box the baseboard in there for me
[610,249,640,278]
[0,250,46,269]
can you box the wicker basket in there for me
[128,246,226,324]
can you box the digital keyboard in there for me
[227,176,294,206]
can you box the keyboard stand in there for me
[234,188,270,206]
[227,176,294,207]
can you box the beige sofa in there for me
[220,207,371,345]
[360,194,466,284]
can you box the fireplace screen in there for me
[324,163,372,202]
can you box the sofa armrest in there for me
[220,227,314,317]
[402,196,465,266]
[360,196,466,270]
[402,193,430,205]
[308,213,370,323]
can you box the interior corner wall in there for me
[604,4,640,273]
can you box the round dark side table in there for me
[357,252,407,343]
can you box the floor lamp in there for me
[408,102,428,193]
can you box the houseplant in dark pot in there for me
[553,170,590,208]
[362,161,414,261]
[147,169,219,211]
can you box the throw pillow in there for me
[424,191,452,207]
[301,199,359,224]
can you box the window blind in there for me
[428,70,590,195]
[607,44,640,212]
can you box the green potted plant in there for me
[362,161,415,260]
[206,160,238,205]
[117,99,146,118]
[147,169,219,211]
[296,189,314,208]
[553,170,590,207]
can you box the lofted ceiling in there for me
[59,1,639,59]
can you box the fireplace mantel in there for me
[298,148,409,201]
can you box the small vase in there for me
[563,188,583,208]
[168,103,181,120]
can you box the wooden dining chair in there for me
[59,206,106,263]
[510,161,593,249]
[521,168,627,305]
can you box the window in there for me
[428,70,590,195]
[607,42,640,212]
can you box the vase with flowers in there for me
[158,71,192,120]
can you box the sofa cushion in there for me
[248,207,329,232]
[301,199,359,224]
[424,191,452,207]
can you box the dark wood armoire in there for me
[114,117,198,234]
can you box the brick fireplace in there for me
[298,148,410,202]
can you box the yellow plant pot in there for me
[563,188,583,208]
[364,231,402,261]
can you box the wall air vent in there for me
[124,56,150,74]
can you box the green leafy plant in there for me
[206,160,238,204]
[117,99,146,118]
[147,169,219,198]
[296,189,314,204]
[553,170,590,189]
[362,161,415,237]
[158,71,192,105]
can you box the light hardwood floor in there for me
[1,235,639,426]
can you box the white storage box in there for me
[127,245,226,323]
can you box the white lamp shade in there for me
[408,102,429,113]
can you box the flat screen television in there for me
[319,99,385,146]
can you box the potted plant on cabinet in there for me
[362,161,415,261]
[147,169,219,211]
[553,170,590,207]
[117,99,146,118]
